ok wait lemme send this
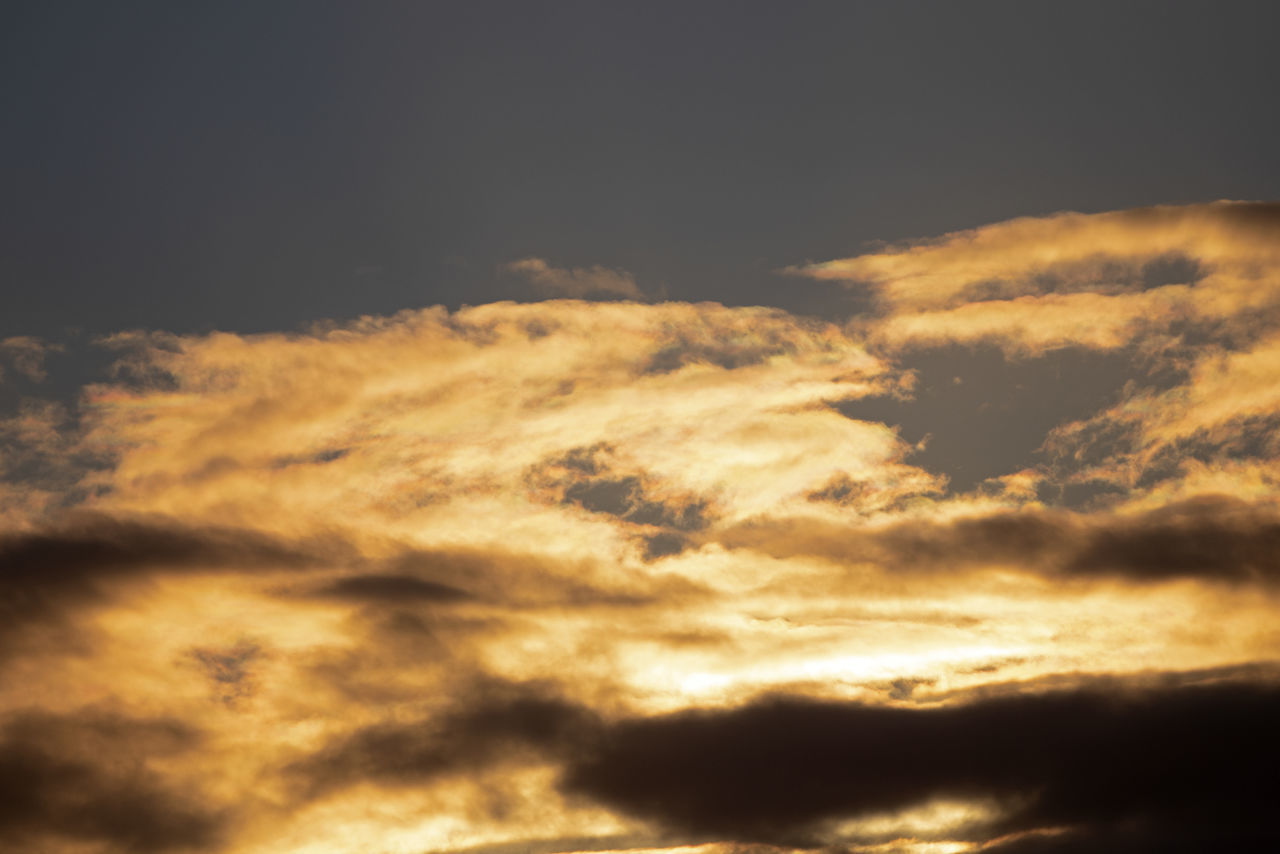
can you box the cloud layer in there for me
[3,203,1280,853]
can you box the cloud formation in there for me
[505,257,646,299]
[720,493,1280,586]
[793,201,1280,355]
[0,335,58,383]
[3,204,1280,853]
[563,679,1280,848]
[0,710,225,853]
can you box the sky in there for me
[3,3,1280,853]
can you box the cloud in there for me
[0,399,98,527]
[1062,494,1280,582]
[290,681,597,799]
[62,301,909,541]
[0,513,341,657]
[0,513,331,582]
[1039,329,1280,496]
[720,493,1280,587]
[789,201,1280,356]
[775,203,1280,511]
[561,679,1280,848]
[0,709,225,852]
[362,543,695,609]
[0,336,59,383]
[313,573,474,603]
[2,212,1280,852]
[505,257,646,299]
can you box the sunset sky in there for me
[4,3,1280,854]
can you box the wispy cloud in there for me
[0,336,59,383]
[4,205,1280,853]
[504,257,646,299]
[791,201,1280,355]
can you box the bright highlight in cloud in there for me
[3,203,1280,854]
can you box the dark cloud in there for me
[314,573,472,603]
[287,666,1280,849]
[0,513,330,583]
[982,821,1280,854]
[722,494,1280,587]
[435,832,657,854]
[561,680,1280,848]
[381,546,673,608]
[0,710,225,852]
[1065,495,1280,582]
[0,513,338,648]
[291,682,598,799]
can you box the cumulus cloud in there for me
[505,257,646,299]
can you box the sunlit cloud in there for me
[3,204,1280,852]
[791,201,1280,355]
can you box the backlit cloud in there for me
[3,204,1280,853]
[792,201,1280,355]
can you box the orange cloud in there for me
[791,201,1280,355]
[5,211,1280,853]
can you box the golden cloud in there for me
[4,206,1280,853]
[791,201,1280,355]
